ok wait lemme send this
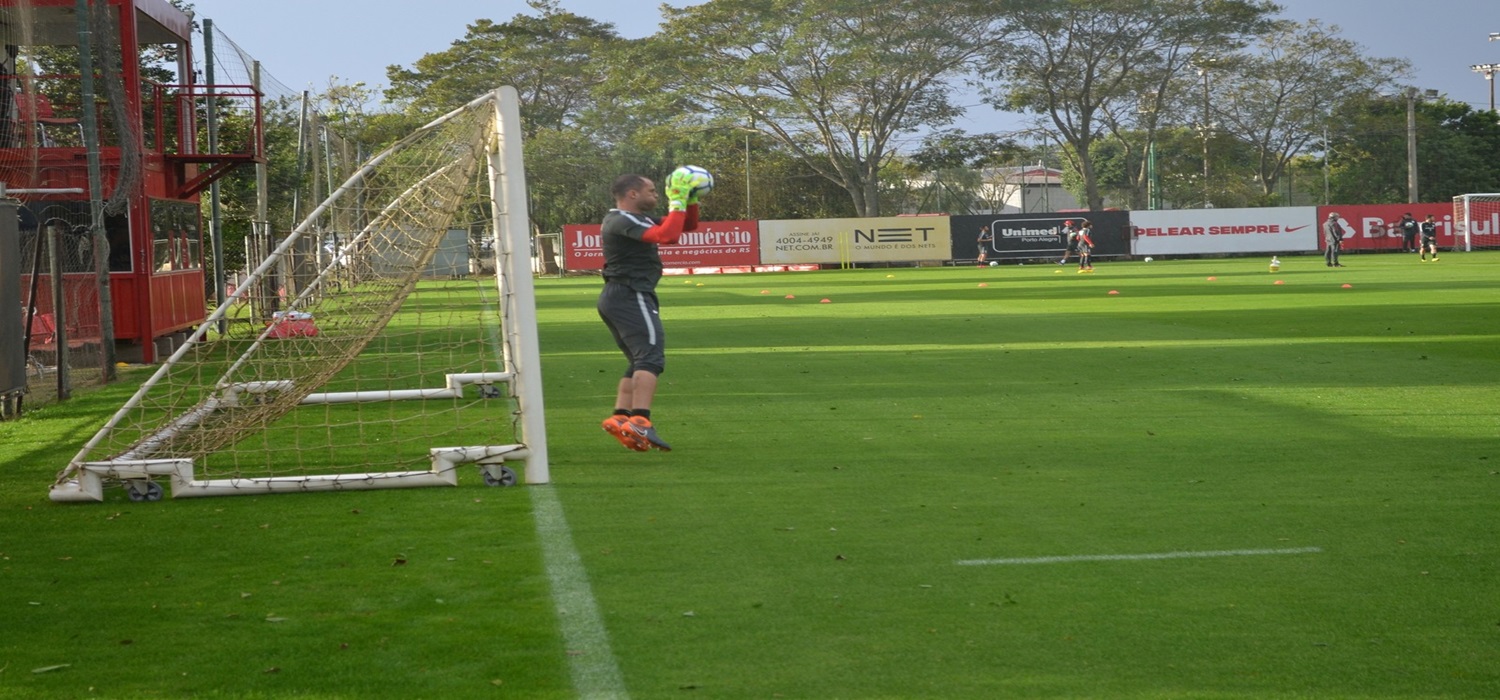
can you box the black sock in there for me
[613,408,631,418]
[632,409,651,421]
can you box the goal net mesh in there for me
[54,91,534,496]
[1452,193,1500,251]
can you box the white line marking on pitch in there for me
[956,546,1322,566]
[531,486,631,699]
[480,288,628,697]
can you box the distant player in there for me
[1419,214,1439,261]
[976,225,993,266]
[1396,213,1418,253]
[1075,219,1095,273]
[1058,220,1076,265]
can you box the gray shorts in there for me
[597,282,666,376]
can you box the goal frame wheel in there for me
[481,465,517,487]
[125,480,163,502]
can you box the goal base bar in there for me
[49,445,535,502]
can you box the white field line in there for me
[956,546,1322,567]
[531,485,630,699]
[479,288,628,699]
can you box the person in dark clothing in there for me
[596,169,709,451]
[1397,213,1418,253]
[1419,214,1440,262]
[1324,212,1345,267]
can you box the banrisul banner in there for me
[1131,207,1318,256]
[562,219,760,270]
[1314,204,1458,251]
[758,216,952,265]
[951,211,1130,261]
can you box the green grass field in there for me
[3,252,1498,698]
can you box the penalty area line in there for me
[956,546,1323,567]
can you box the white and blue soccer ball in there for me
[988,261,999,267]
[674,165,714,195]
[1144,256,1154,262]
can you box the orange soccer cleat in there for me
[625,415,672,452]
[602,415,649,451]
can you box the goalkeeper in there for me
[596,168,710,451]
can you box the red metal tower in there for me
[4,0,262,362]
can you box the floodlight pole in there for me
[1196,62,1214,208]
[1473,63,1499,113]
[1406,88,1419,203]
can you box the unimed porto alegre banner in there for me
[950,211,1130,261]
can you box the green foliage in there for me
[1415,101,1500,199]
[987,0,1280,210]
[647,0,1000,216]
[910,130,1026,171]
[1213,19,1409,200]
[1324,95,1500,205]
[383,0,622,134]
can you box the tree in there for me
[1327,94,1500,204]
[384,0,622,135]
[909,130,1026,172]
[983,0,1278,211]
[1211,20,1408,204]
[647,0,1000,217]
[1414,100,1500,200]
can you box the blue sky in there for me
[189,0,1498,135]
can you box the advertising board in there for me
[1314,204,1458,252]
[758,216,952,265]
[562,219,760,270]
[951,211,1130,261]
[1130,207,1318,256]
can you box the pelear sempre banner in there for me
[1130,207,1318,256]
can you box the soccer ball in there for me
[988,261,998,267]
[1144,257,1154,262]
[673,165,714,195]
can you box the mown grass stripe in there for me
[957,546,1324,566]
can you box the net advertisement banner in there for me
[1314,204,1458,251]
[1130,207,1318,255]
[758,216,952,264]
[562,219,760,271]
[951,211,1130,260]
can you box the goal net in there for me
[49,87,549,502]
[1452,193,1500,251]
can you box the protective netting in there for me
[201,20,366,309]
[53,91,540,498]
[1453,194,1500,251]
[2,0,136,399]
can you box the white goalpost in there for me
[48,87,549,502]
[1452,193,1500,252]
